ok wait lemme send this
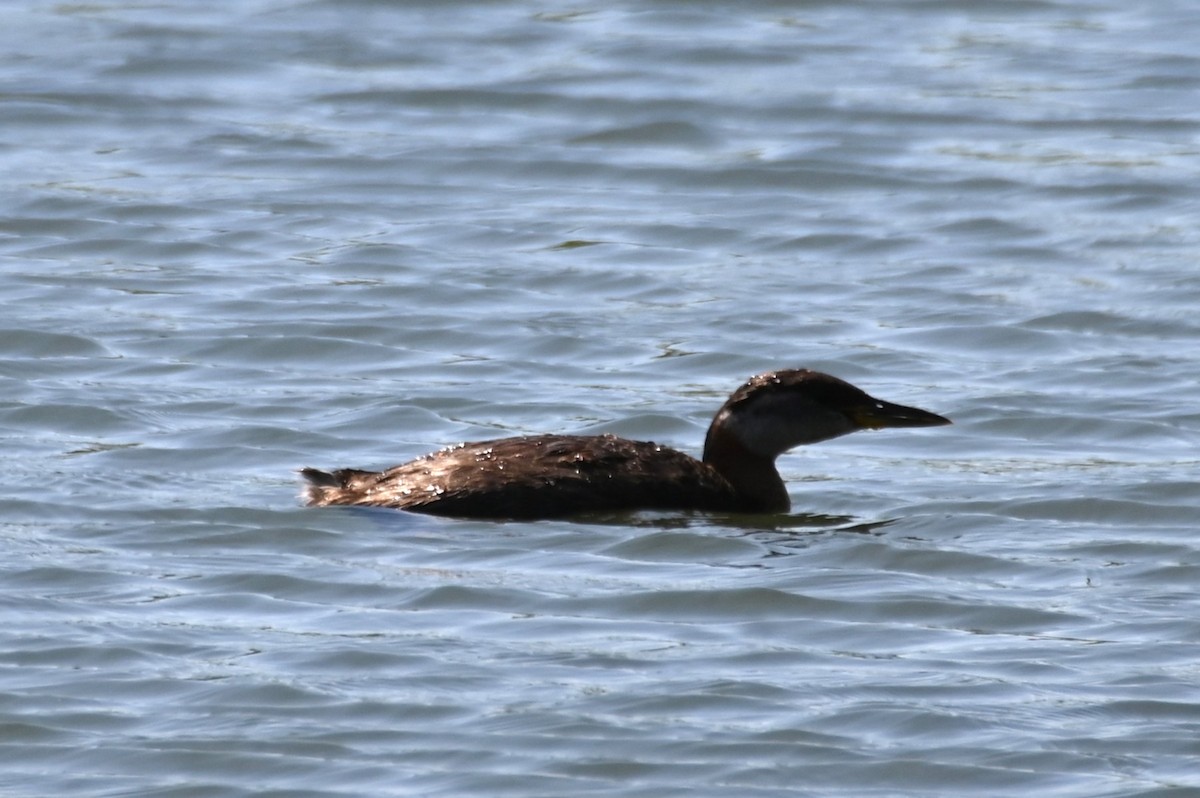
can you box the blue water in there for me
[3,2,1199,796]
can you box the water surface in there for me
[2,2,1199,796]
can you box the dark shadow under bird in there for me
[301,369,951,520]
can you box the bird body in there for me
[302,369,951,519]
[303,433,742,518]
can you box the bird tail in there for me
[298,467,336,506]
[299,467,379,506]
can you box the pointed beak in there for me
[850,398,952,430]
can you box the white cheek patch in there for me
[723,393,858,457]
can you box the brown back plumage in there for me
[303,433,743,519]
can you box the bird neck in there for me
[702,425,790,513]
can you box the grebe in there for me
[301,369,950,519]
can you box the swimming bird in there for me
[301,369,950,519]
